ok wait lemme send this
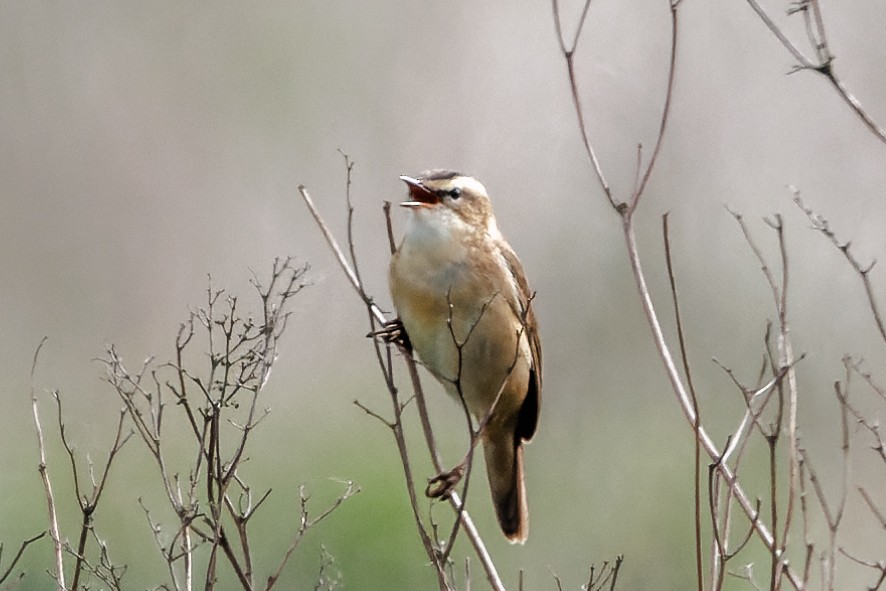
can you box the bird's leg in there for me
[367,317,412,353]
[425,427,485,500]
[425,463,465,500]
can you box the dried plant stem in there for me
[99,259,320,590]
[627,3,678,213]
[29,337,66,591]
[728,211,801,590]
[552,0,809,584]
[662,214,703,591]
[552,0,614,207]
[624,220,802,586]
[793,191,886,346]
[0,532,47,586]
[744,0,886,145]
[299,185,377,314]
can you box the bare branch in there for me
[837,548,886,590]
[265,482,358,591]
[551,0,613,206]
[793,190,886,347]
[744,0,815,67]
[29,337,66,591]
[858,487,886,530]
[662,213,703,591]
[744,0,886,144]
[628,3,679,214]
[298,185,382,318]
[0,532,47,587]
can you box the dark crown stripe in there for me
[420,169,462,181]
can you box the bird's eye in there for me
[446,187,462,200]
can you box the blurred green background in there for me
[2,1,886,589]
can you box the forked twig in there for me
[793,190,886,346]
[551,0,613,207]
[265,482,358,591]
[744,0,886,145]
[0,531,47,587]
[727,210,802,588]
[552,0,805,585]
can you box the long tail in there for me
[483,431,528,543]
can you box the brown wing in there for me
[499,242,542,442]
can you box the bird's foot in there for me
[425,463,466,500]
[367,317,412,352]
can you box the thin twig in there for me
[299,186,385,321]
[29,337,67,591]
[628,3,679,215]
[662,213,703,591]
[623,215,803,588]
[265,482,358,591]
[744,0,886,145]
[551,0,614,207]
[858,487,886,530]
[0,532,46,586]
[553,0,804,585]
[793,190,886,346]
[728,210,803,588]
[744,0,814,67]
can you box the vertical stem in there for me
[30,338,67,591]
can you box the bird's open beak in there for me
[400,175,439,207]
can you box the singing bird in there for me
[388,170,541,543]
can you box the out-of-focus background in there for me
[3,1,886,589]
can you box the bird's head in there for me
[400,170,496,233]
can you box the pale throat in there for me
[403,206,475,261]
[405,203,498,245]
